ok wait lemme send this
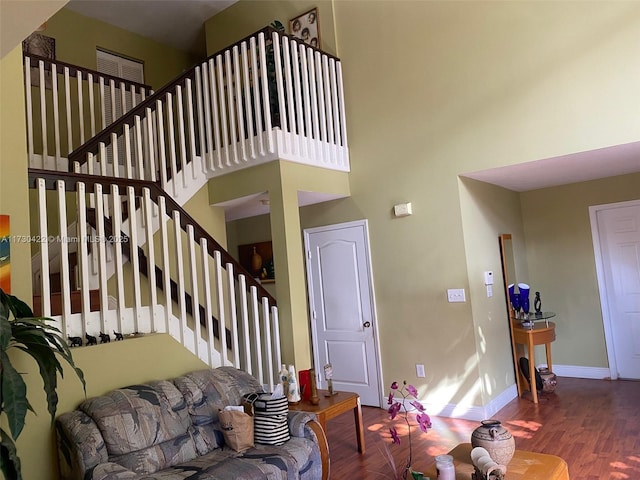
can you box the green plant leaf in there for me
[1,305,11,350]
[1,426,22,480]
[13,345,60,425]
[0,351,29,439]
[0,290,34,319]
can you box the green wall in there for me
[45,7,195,90]
[521,173,640,368]
[206,0,640,410]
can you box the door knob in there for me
[363,321,371,328]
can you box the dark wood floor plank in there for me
[326,377,640,479]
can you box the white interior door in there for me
[304,220,382,406]
[593,201,640,379]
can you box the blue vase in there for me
[518,283,530,312]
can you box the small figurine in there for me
[85,333,98,346]
[68,336,82,347]
[99,332,111,344]
[113,330,124,341]
[534,291,542,315]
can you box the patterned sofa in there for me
[55,367,329,480]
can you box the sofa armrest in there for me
[56,410,108,480]
[287,411,330,480]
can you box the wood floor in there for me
[325,377,640,479]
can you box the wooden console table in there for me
[511,318,556,404]
[424,443,569,480]
[288,390,365,454]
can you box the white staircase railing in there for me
[29,169,280,389]
[24,53,153,171]
[66,26,349,182]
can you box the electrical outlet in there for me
[416,364,425,378]
[447,288,466,303]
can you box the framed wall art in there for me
[289,8,320,48]
[22,32,56,60]
[0,215,10,293]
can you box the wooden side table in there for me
[511,320,556,404]
[288,390,365,454]
[424,443,569,480]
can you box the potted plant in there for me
[0,288,86,480]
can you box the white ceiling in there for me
[463,141,640,192]
[66,0,237,56]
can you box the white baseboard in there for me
[538,363,611,380]
[422,364,611,421]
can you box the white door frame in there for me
[589,198,640,380]
[303,219,385,407]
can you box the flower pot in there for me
[470,420,515,466]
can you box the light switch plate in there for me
[447,288,466,302]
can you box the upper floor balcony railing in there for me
[24,26,350,186]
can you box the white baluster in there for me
[216,55,230,167]
[76,182,90,337]
[308,49,321,151]
[124,124,133,179]
[262,297,274,390]
[329,58,342,150]
[37,178,51,316]
[56,180,71,329]
[300,45,313,161]
[291,41,306,157]
[200,238,215,367]
[109,79,117,124]
[142,188,157,330]
[208,58,223,169]
[232,46,247,162]
[315,52,328,162]
[226,263,240,367]
[336,61,349,158]
[156,101,168,190]
[241,41,256,160]
[185,78,198,179]
[272,32,288,139]
[238,275,252,374]
[271,306,282,377]
[214,250,227,364]
[127,186,142,332]
[146,107,156,182]
[111,132,119,177]
[52,64,61,167]
[134,115,144,180]
[259,33,274,153]
[158,197,172,333]
[250,37,265,156]
[201,62,215,172]
[172,210,187,343]
[76,70,85,144]
[88,73,96,137]
[322,55,335,164]
[25,57,34,163]
[194,66,208,174]
[39,60,48,168]
[282,37,297,154]
[250,286,263,385]
[166,92,179,196]
[99,76,106,130]
[187,225,201,360]
[110,185,125,334]
[176,85,188,187]
[93,183,109,334]
[225,50,239,165]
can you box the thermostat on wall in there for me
[394,202,413,217]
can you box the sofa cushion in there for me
[173,367,263,455]
[123,438,318,480]
[79,380,197,474]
